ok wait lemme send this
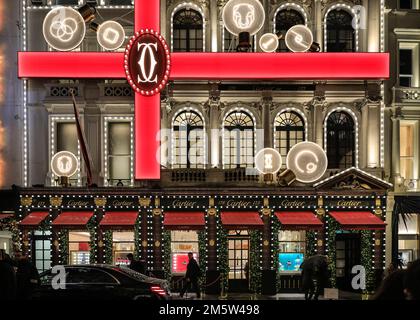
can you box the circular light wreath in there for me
[124,29,171,96]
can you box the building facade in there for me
[0,0,397,294]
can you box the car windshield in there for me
[117,266,149,281]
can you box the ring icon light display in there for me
[51,151,79,178]
[259,33,279,53]
[255,148,282,174]
[286,142,328,183]
[222,0,265,36]
[97,20,126,51]
[285,25,313,53]
[43,6,86,52]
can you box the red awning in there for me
[52,211,94,228]
[20,212,49,227]
[0,214,14,221]
[221,212,264,230]
[100,211,139,229]
[329,211,386,230]
[275,211,323,230]
[163,212,205,230]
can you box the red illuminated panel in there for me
[172,253,198,274]
[171,53,390,80]
[135,0,160,32]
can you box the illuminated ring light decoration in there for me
[43,6,86,52]
[255,148,282,174]
[124,29,171,96]
[259,33,279,53]
[51,151,79,178]
[285,24,313,53]
[97,20,126,51]
[222,0,265,36]
[286,142,328,183]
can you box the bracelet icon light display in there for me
[51,151,80,182]
[96,20,126,51]
[255,148,282,174]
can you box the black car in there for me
[31,265,171,300]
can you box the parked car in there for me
[30,264,171,300]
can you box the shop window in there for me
[326,111,355,169]
[275,9,305,52]
[112,231,135,265]
[33,231,51,272]
[172,8,204,52]
[399,49,413,87]
[400,123,415,180]
[172,110,205,169]
[68,232,90,265]
[223,111,254,169]
[56,122,79,184]
[0,231,12,255]
[170,231,199,274]
[398,214,419,267]
[228,230,249,280]
[326,9,355,52]
[108,122,131,184]
[278,230,305,272]
[274,111,305,167]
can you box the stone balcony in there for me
[393,87,420,104]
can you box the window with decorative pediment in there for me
[223,111,254,169]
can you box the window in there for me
[400,123,415,180]
[55,122,79,184]
[170,231,199,274]
[278,230,305,272]
[326,111,356,169]
[398,215,419,266]
[398,0,419,9]
[274,111,305,166]
[112,231,135,265]
[399,49,413,87]
[172,111,205,169]
[173,8,203,52]
[68,232,90,265]
[228,230,249,280]
[0,231,12,255]
[107,122,131,185]
[223,111,254,169]
[223,28,255,52]
[33,231,52,273]
[326,9,355,52]
[275,9,305,52]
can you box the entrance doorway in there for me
[335,233,361,291]
[228,230,249,292]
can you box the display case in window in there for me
[170,231,199,274]
[70,251,90,265]
[68,232,90,265]
[112,231,135,265]
[278,230,305,273]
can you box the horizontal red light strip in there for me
[170,52,390,80]
[18,52,125,78]
[18,52,389,80]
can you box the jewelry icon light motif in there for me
[255,148,282,174]
[56,155,73,174]
[51,151,79,178]
[137,42,158,83]
[233,4,255,29]
[42,6,86,52]
[97,20,126,51]
[285,25,314,52]
[259,33,279,52]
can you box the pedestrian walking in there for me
[0,249,17,300]
[301,255,329,300]
[127,253,146,274]
[180,252,201,299]
[15,251,40,300]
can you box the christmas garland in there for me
[249,230,262,294]
[134,217,141,260]
[104,230,113,265]
[306,231,317,257]
[59,230,69,265]
[0,218,21,252]
[326,215,338,288]
[162,230,171,281]
[216,223,229,290]
[271,218,283,293]
[361,230,375,292]
[87,217,97,264]
[198,230,207,285]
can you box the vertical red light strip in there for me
[134,0,161,179]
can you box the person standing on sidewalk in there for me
[180,252,201,299]
[0,249,17,300]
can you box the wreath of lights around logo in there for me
[124,29,171,96]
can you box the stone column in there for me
[367,0,380,53]
[261,207,271,269]
[367,103,381,168]
[316,196,326,254]
[391,112,402,182]
[152,208,163,277]
[161,100,170,169]
[262,92,272,148]
[207,206,217,270]
[314,0,323,51]
[209,85,221,169]
[313,98,326,146]
[210,0,218,52]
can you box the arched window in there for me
[326,111,355,169]
[274,111,305,166]
[223,111,254,169]
[326,9,355,52]
[173,8,203,52]
[172,110,205,168]
[275,9,305,52]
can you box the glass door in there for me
[228,230,249,292]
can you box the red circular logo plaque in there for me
[124,29,170,96]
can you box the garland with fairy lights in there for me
[361,230,375,292]
[198,230,207,285]
[87,217,97,264]
[134,217,141,260]
[216,221,229,290]
[250,230,262,294]
[306,231,317,257]
[59,230,69,265]
[271,217,283,292]
[0,217,21,252]
[162,230,171,281]
[326,215,338,288]
[104,230,113,265]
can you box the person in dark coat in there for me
[15,251,40,300]
[404,259,420,300]
[180,252,201,299]
[0,249,17,300]
[301,255,329,300]
[127,253,146,274]
[373,269,406,300]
